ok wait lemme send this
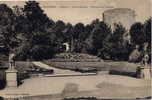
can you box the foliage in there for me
[0,1,151,62]
[144,18,151,44]
[144,18,151,62]
[144,18,152,44]
[14,1,55,60]
[30,45,55,60]
[130,18,151,62]
[130,22,146,45]
[92,21,112,55]
[0,4,19,52]
[23,1,54,33]
[101,24,132,61]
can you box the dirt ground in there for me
[0,75,151,99]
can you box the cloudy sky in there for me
[0,0,151,25]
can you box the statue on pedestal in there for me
[142,54,149,67]
[137,53,151,80]
[8,50,16,69]
[6,49,18,87]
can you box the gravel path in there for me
[0,62,150,99]
[0,75,150,98]
[32,61,96,76]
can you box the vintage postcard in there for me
[0,0,151,100]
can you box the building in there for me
[103,8,136,44]
[103,8,136,30]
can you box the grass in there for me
[0,60,53,87]
[43,60,138,77]
[0,61,54,82]
[0,57,139,89]
[1,59,139,77]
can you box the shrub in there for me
[30,45,55,60]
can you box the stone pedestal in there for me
[6,69,18,87]
[138,66,151,80]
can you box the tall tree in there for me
[23,1,52,33]
[53,20,66,42]
[73,23,85,52]
[144,18,151,45]
[0,4,18,52]
[16,1,55,60]
[101,24,130,60]
[82,24,94,53]
[92,21,111,55]
[62,23,74,52]
[130,22,146,46]
[111,24,129,60]
[143,18,151,63]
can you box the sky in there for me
[0,0,151,25]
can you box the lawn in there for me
[43,60,139,77]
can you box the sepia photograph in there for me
[0,0,151,100]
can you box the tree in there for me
[92,21,112,55]
[111,24,130,60]
[82,24,94,53]
[15,1,56,60]
[72,23,85,52]
[13,5,29,34]
[101,24,131,60]
[129,19,151,63]
[22,1,54,46]
[0,4,19,53]
[62,23,74,52]
[144,18,151,44]
[23,1,52,33]
[130,22,146,46]
[143,18,151,63]
[53,20,66,42]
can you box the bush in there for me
[16,45,55,61]
[109,70,136,77]
[30,45,55,60]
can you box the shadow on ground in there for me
[109,70,137,78]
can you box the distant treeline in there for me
[0,1,151,61]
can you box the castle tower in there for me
[103,8,136,30]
